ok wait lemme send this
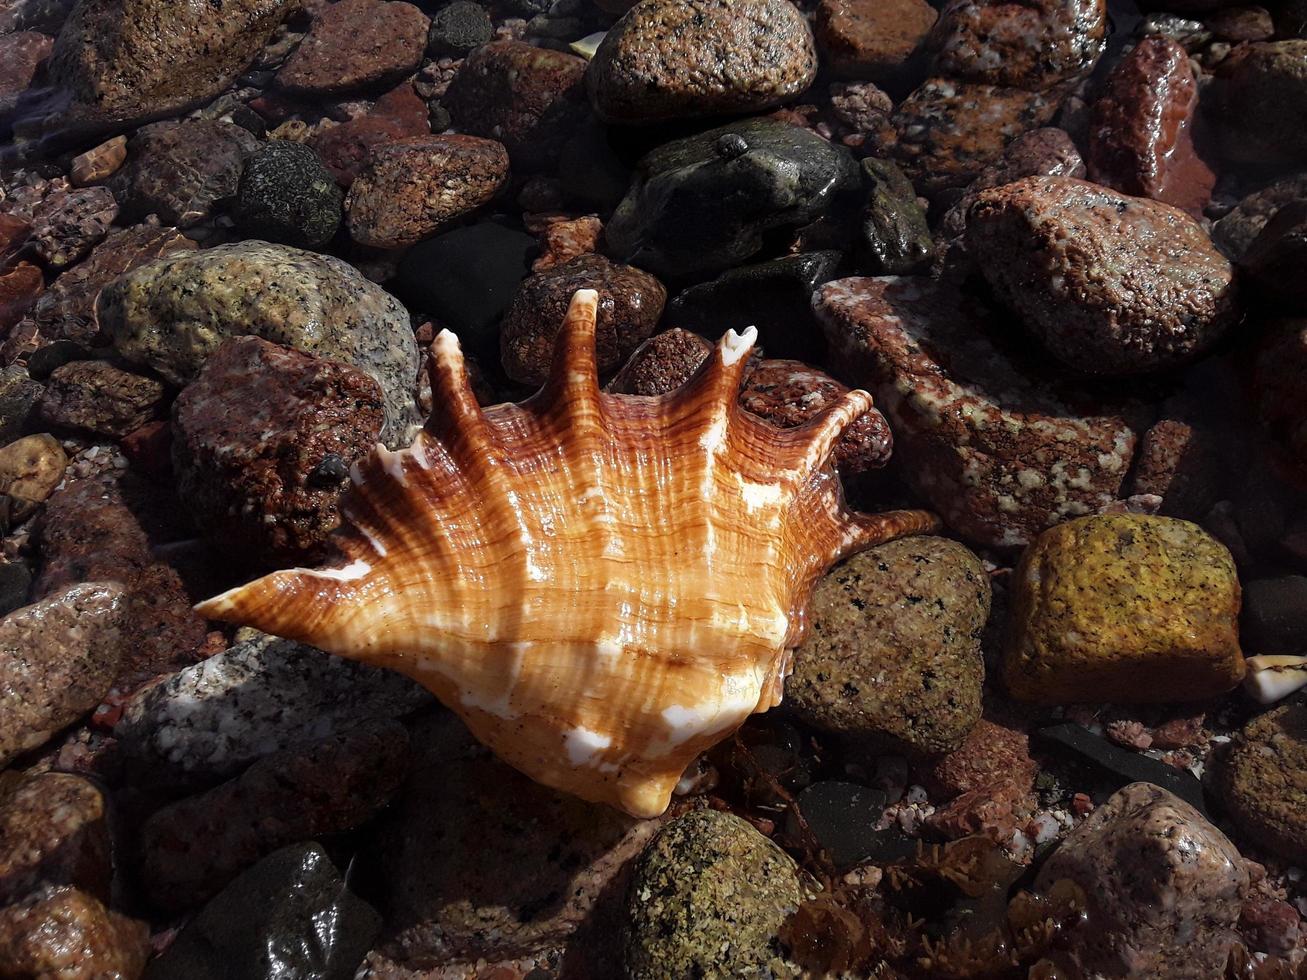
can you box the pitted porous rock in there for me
[172,336,386,564]
[881,77,1063,196]
[115,631,431,784]
[0,886,149,979]
[966,177,1239,375]
[586,0,817,125]
[813,276,1138,550]
[606,328,713,396]
[274,0,428,97]
[0,582,123,767]
[928,0,1107,91]
[941,127,1084,237]
[1216,699,1307,865]
[98,241,420,445]
[1033,782,1248,980]
[108,119,260,229]
[0,772,109,907]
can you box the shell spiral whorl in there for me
[196,289,939,817]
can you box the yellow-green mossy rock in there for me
[1004,514,1244,703]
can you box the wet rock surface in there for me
[37,359,165,437]
[275,0,428,97]
[233,139,342,249]
[0,772,109,906]
[0,886,149,979]
[815,0,936,84]
[1215,699,1307,865]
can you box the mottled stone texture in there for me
[1216,699,1307,865]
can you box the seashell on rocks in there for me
[197,290,938,817]
[1244,655,1307,704]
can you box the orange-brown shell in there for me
[197,290,937,817]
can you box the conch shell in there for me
[197,290,937,817]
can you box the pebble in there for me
[443,39,588,172]
[172,336,386,564]
[918,717,1037,800]
[0,583,122,766]
[11,183,118,269]
[587,0,817,125]
[1006,515,1244,704]
[621,808,806,980]
[144,843,380,980]
[0,772,109,907]
[785,536,989,755]
[1033,782,1247,979]
[115,631,431,784]
[427,0,493,56]
[307,80,432,187]
[0,262,41,337]
[140,719,409,909]
[606,328,713,396]
[499,253,665,385]
[530,213,603,272]
[1215,699,1307,865]
[815,0,936,84]
[1036,722,1207,812]
[0,432,66,520]
[37,360,166,439]
[1128,419,1221,521]
[232,140,343,250]
[1217,40,1307,166]
[345,135,510,249]
[967,176,1239,375]
[1253,318,1307,487]
[0,886,149,980]
[68,136,127,187]
[1213,172,1307,260]
[107,119,260,229]
[1239,894,1302,956]
[813,276,1138,549]
[858,157,932,275]
[99,240,420,446]
[275,0,429,97]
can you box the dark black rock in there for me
[393,221,538,365]
[1241,200,1307,310]
[606,118,861,279]
[427,1,493,56]
[859,158,932,276]
[233,141,343,251]
[0,367,42,445]
[784,781,910,868]
[1036,723,1207,814]
[0,561,31,617]
[144,843,381,980]
[667,251,843,361]
[227,104,270,139]
[1242,576,1307,653]
[428,101,452,133]
[26,341,90,381]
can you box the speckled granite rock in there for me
[813,276,1138,549]
[115,631,431,784]
[0,773,109,907]
[37,360,166,438]
[0,583,122,766]
[0,886,149,980]
[140,719,409,909]
[0,433,66,520]
[500,254,665,385]
[587,0,817,124]
[275,0,427,96]
[967,177,1238,375]
[99,241,420,445]
[1004,515,1245,703]
[1215,699,1307,865]
[606,328,713,396]
[621,808,806,980]
[1033,782,1248,980]
[815,0,935,83]
[785,536,989,755]
[1128,418,1221,520]
[233,140,342,250]
[108,119,259,228]
[172,336,385,564]
[345,135,510,249]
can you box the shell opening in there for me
[720,325,758,366]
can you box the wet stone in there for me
[858,157,932,276]
[0,368,44,448]
[37,359,166,439]
[918,717,1037,800]
[307,81,432,187]
[275,0,429,97]
[68,135,127,187]
[12,183,117,269]
[1128,418,1221,521]
[0,262,42,337]
[531,214,603,272]
[606,328,713,396]
[0,772,109,907]
[427,0,492,56]
[0,0,72,35]
[1212,172,1307,261]
[815,0,936,84]
[1036,723,1207,811]
[1215,699,1307,865]
[0,886,149,980]
[0,31,52,116]
[1217,41,1307,166]
[232,140,343,250]
[1241,200,1307,310]
[0,432,66,520]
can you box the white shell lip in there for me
[1244,654,1307,704]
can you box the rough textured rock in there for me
[814,276,1138,549]
[232,140,342,250]
[108,119,259,228]
[967,176,1238,375]
[0,368,44,450]
[0,583,122,766]
[99,241,420,445]
[1217,40,1307,166]
[1215,699,1307,865]
[7,183,117,269]
[587,0,818,124]
[0,433,66,520]
[140,719,409,909]
[500,254,665,385]
[307,81,432,187]
[275,0,427,96]
[1240,200,1307,310]
[0,0,73,36]
[815,0,935,83]
[859,157,932,275]
[1128,418,1221,520]
[443,40,587,172]
[1005,515,1245,704]
[172,336,385,564]
[345,135,509,249]
[427,1,491,55]
[917,717,1037,800]
[606,328,712,396]
[1033,782,1248,980]
[0,773,109,907]
[69,135,127,186]
[115,631,431,784]
[785,537,989,755]
[37,359,166,438]
[621,808,806,980]
[0,886,149,980]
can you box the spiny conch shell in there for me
[196,289,939,818]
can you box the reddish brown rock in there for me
[0,432,67,521]
[0,886,149,980]
[739,359,893,475]
[923,777,1036,844]
[1254,319,1307,488]
[69,135,127,187]
[172,336,386,564]
[1128,419,1221,520]
[38,360,166,438]
[815,0,936,83]
[917,717,1037,800]
[530,215,604,273]
[1239,895,1302,956]
[9,184,117,270]
[606,328,713,396]
[0,773,109,907]
[0,215,31,263]
[1088,35,1214,216]
[814,276,1137,549]
[119,419,171,481]
[140,719,409,909]
[345,135,509,249]
[276,0,428,97]
[0,262,42,337]
[0,31,52,112]
[827,80,895,149]
[308,81,431,187]
[444,40,588,171]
